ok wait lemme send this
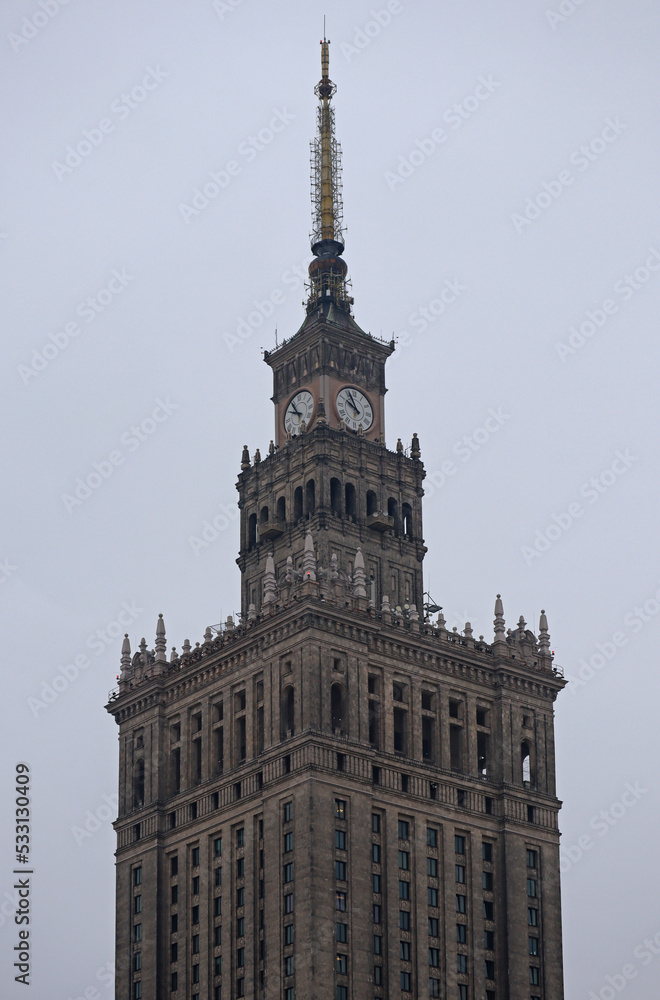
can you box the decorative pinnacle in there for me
[155,613,167,662]
[120,633,131,671]
[353,546,366,598]
[539,609,551,652]
[241,444,250,470]
[493,594,507,644]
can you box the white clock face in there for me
[336,387,374,432]
[284,390,314,435]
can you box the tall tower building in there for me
[107,39,566,1000]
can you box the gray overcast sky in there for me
[2,0,659,996]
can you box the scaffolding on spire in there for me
[307,35,353,314]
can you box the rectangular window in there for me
[483,841,493,862]
[192,934,200,954]
[283,801,293,823]
[214,896,222,917]
[236,917,245,938]
[527,878,537,898]
[285,923,294,944]
[398,850,410,870]
[215,866,222,887]
[134,895,142,914]
[133,983,142,999]
[335,799,346,820]
[399,880,410,900]
[170,855,178,877]
[171,885,178,904]
[400,910,410,930]
[530,967,540,985]
[373,934,382,954]
[427,857,438,877]
[192,905,199,924]
[336,891,346,911]
[429,947,439,967]
[237,857,245,878]
[398,820,409,840]
[429,977,441,997]
[237,948,245,968]
[483,901,494,920]
[456,894,466,913]
[170,972,177,991]
[336,987,348,1000]
[400,971,411,991]
[192,875,200,895]
[285,893,294,913]
[485,930,495,950]
[371,813,380,833]
[214,955,222,975]
[372,843,381,863]
[455,865,466,884]
[428,887,438,907]
[485,960,495,979]
[192,964,200,983]
[335,922,346,943]
[457,954,467,974]
[483,871,493,890]
[236,887,244,908]
[372,873,381,893]
[133,952,141,972]
[427,827,438,848]
[171,942,178,962]
[335,830,346,850]
[214,926,222,946]
[284,862,294,883]
[373,904,381,924]
[373,965,382,985]
[458,987,468,1000]
[285,990,294,1000]
[455,834,466,854]
[529,936,539,956]
[236,828,245,848]
[191,846,200,866]
[170,915,176,933]
[400,940,411,961]
[456,923,467,943]
[336,953,347,974]
[428,917,439,937]
[528,907,538,926]
[236,980,245,998]
[214,836,222,857]
[527,848,538,868]
[284,832,293,853]
[133,867,142,886]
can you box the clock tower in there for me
[236,38,426,622]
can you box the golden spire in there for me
[307,32,352,313]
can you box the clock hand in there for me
[346,391,361,415]
[290,402,302,417]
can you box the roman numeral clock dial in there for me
[284,390,314,435]
[336,386,373,432]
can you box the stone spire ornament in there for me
[155,614,167,662]
[302,531,317,582]
[263,553,277,606]
[538,610,551,653]
[410,432,421,460]
[241,444,251,470]
[353,547,366,598]
[120,633,131,671]
[493,594,506,645]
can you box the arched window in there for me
[306,479,315,515]
[345,483,356,520]
[260,505,269,525]
[402,503,413,539]
[330,478,342,515]
[276,496,286,523]
[366,490,378,516]
[521,741,533,786]
[133,758,145,808]
[388,497,399,532]
[281,686,295,739]
[294,486,303,521]
[331,683,347,736]
[248,513,257,550]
